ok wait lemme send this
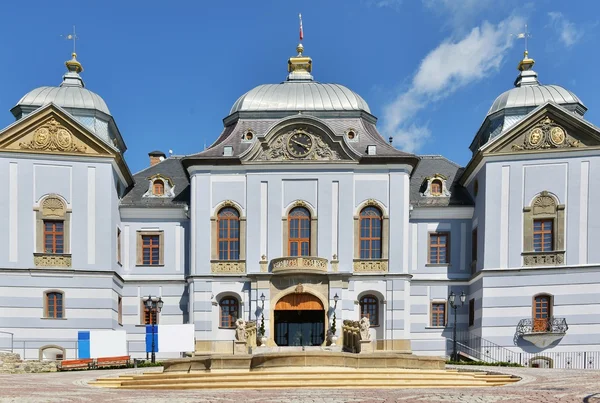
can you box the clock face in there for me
[287,132,313,157]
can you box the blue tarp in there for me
[145,325,158,353]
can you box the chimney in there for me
[148,150,166,167]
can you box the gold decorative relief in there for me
[353,259,389,273]
[512,117,580,151]
[210,260,246,274]
[34,253,72,268]
[532,191,556,215]
[19,118,87,153]
[258,128,341,161]
[271,257,328,273]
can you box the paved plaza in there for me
[0,366,599,403]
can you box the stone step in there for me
[118,373,500,386]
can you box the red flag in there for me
[299,14,304,41]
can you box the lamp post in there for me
[259,293,266,345]
[329,293,339,346]
[448,290,466,362]
[143,295,164,363]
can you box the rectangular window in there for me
[45,292,64,319]
[136,231,164,266]
[533,219,553,252]
[118,296,123,325]
[468,298,475,327]
[117,227,122,265]
[429,233,449,264]
[43,220,64,254]
[431,302,446,327]
[142,302,158,325]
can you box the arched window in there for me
[220,297,239,328]
[431,179,442,196]
[288,207,311,257]
[359,207,382,259]
[153,180,164,196]
[359,295,379,326]
[45,291,64,319]
[217,207,240,260]
[533,294,552,332]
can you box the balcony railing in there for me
[516,317,568,348]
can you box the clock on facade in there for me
[287,132,313,157]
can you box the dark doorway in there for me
[274,310,325,346]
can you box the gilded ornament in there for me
[41,197,66,218]
[511,117,577,152]
[550,127,565,146]
[19,118,87,153]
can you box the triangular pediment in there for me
[483,102,600,156]
[241,115,360,163]
[0,103,117,158]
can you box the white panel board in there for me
[89,330,127,358]
[158,324,195,353]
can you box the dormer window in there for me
[431,179,442,196]
[143,175,175,198]
[153,180,164,196]
[422,174,451,197]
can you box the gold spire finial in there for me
[65,52,83,74]
[287,14,312,80]
[514,25,534,71]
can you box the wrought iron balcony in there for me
[516,317,568,348]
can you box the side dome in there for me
[230,82,371,115]
[488,85,583,117]
[471,51,587,153]
[11,53,111,119]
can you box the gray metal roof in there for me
[487,84,583,116]
[230,82,371,115]
[16,85,111,116]
[121,157,189,208]
[410,155,473,207]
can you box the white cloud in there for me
[422,0,496,32]
[548,12,583,47]
[383,15,524,152]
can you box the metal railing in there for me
[451,330,599,369]
[516,317,568,336]
[0,331,14,352]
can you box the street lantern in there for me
[333,293,339,304]
[143,295,163,363]
[260,293,265,309]
[448,290,466,362]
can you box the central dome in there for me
[229,43,371,116]
[230,82,371,115]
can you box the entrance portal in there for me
[274,293,325,346]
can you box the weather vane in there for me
[514,24,531,53]
[61,25,78,54]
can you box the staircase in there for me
[90,368,520,390]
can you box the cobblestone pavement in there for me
[0,366,599,403]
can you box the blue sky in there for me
[0,0,598,173]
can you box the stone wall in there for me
[0,352,58,373]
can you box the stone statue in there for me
[359,317,371,341]
[235,318,247,342]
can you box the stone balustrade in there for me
[270,257,328,274]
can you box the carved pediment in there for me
[256,128,341,162]
[510,117,580,152]
[486,108,600,156]
[0,106,115,158]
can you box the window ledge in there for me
[41,317,67,320]
[135,264,165,267]
[211,260,246,274]
[425,263,450,267]
[34,253,72,268]
[218,327,236,330]
[522,251,565,266]
[353,259,388,273]
[424,326,446,329]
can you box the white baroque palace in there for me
[1,44,600,368]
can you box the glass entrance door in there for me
[274,310,325,346]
